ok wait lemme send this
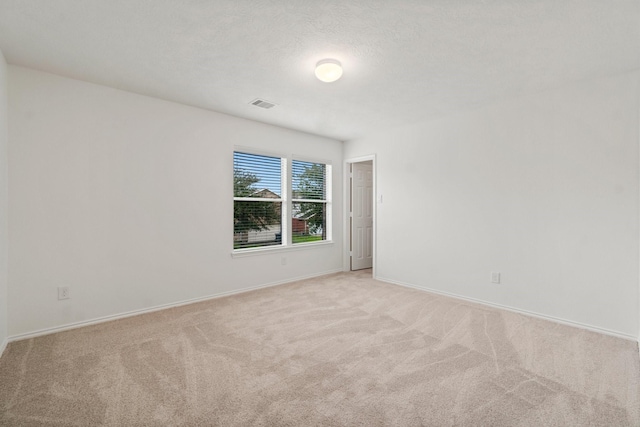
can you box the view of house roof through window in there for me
[233,151,283,250]
[233,152,331,250]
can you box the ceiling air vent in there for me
[250,98,277,109]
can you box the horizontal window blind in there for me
[234,152,282,198]
[233,152,283,249]
[292,160,325,200]
[292,160,328,243]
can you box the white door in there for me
[351,162,373,270]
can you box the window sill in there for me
[231,240,334,258]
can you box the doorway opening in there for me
[345,156,375,274]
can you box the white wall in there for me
[0,49,8,352]
[345,70,640,338]
[8,66,343,337]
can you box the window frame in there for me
[232,148,332,255]
[233,149,287,251]
[290,157,332,246]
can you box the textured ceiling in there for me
[0,0,638,141]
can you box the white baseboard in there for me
[0,337,7,359]
[376,275,637,342]
[8,269,343,343]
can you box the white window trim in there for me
[289,160,333,247]
[290,159,332,246]
[231,240,334,257]
[233,149,286,253]
[234,197,284,202]
[232,149,332,255]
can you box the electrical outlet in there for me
[281,257,287,266]
[58,286,70,300]
[491,272,501,284]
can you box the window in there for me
[291,160,329,244]
[233,151,285,249]
[233,151,331,251]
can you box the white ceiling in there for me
[0,0,638,141]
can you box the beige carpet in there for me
[0,270,639,426]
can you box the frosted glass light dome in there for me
[315,59,343,82]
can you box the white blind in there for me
[292,160,326,200]
[234,152,282,198]
[291,160,327,243]
[233,152,282,249]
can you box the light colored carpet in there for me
[0,270,639,426]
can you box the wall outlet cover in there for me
[58,286,70,300]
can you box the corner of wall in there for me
[0,47,8,358]
[637,70,640,348]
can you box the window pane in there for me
[291,201,326,244]
[234,201,282,249]
[234,152,282,198]
[292,160,325,200]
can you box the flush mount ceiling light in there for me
[315,59,343,83]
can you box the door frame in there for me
[343,154,377,276]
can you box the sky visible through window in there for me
[233,152,281,197]
[292,160,325,200]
